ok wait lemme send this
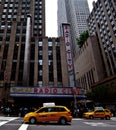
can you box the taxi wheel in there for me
[89,115,94,119]
[29,117,36,124]
[59,117,67,125]
[105,116,110,120]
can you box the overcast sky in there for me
[46,0,97,37]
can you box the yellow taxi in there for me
[83,108,112,120]
[24,105,72,124]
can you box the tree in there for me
[86,84,116,102]
[76,30,89,48]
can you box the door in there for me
[36,107,49,122]
[94,110,105,118]
[46,107,58,122]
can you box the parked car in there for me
[83,108,112,120]
[24,105,72,124]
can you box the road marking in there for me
[84,122,111,127]
[0,117,19,126]
[72,118,83,120]
[0,121,8,126]
[0,117,19,120]
[18,124,29,130]
[4,123,21,126]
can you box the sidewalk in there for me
[111,117,116,121]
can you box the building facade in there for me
[0,0,45,86]
[87,0,116,77]
[0,0,46,86]
[0,0,85,107]
[74,0,116,102]
[57,0,90,56]
[74,36,105,91]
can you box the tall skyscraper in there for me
[57,0,90,56]
[0,0,46,86]
[87,0,116,77]
[57,0,68,35]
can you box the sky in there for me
[46,0,97,37]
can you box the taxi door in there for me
[94,110,105,118]
[36,108,49,122]
[46,107,59,122]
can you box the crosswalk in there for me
[0,117,116,129]
[0,117,29,130]
[84,122,112,127]
[18,124,28,130]
[73,117,116,127]
[0,117,19,126]
[73,117,116,121]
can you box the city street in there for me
[0,117,116,130]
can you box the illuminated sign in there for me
[10,87,85,97]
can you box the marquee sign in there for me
[10,86,86,98]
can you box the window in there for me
[39,70,42,76]
[38,60,43,65]
[4,4,8,7]
[48,108,54,112]
[38,41,42,46]
[95,110,104,112]
[56,107,66,112]
[38,108,48,113]
[3,9,7,12]
[48,41,52,46]
[2,15,6,18]
[8,15,12,18]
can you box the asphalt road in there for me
[0,117,116,130]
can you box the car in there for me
[83,108,112,120]
[23,105,72,124]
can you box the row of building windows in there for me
[87,0,116,77]
[76,69,95,90]
[0,40,63,86]
[0,22,44,41]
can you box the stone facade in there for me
[74,36,105,91]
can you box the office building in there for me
[57,0,90,56]
[74,0,116,102]
[0,0,45,85]
[87,0,116,77]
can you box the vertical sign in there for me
[62,23,75,87]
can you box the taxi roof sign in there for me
[43,102,55,107]
[94,106,103,110]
